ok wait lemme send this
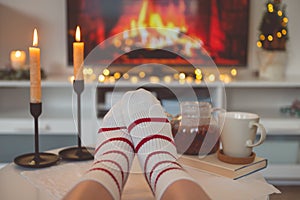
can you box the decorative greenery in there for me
[280,99,300,118]
[0,68,46,80]
[257,0,288,51]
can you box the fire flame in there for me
[75,26,81,42]
[115,0,203,57]
[33,28,38,47]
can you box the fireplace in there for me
[67,0,250,69]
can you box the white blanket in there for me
[21,157,280,200]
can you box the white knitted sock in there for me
[122,89,196,200]
[81,101,134,200]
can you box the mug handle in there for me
[211,107,226,129]
[246,121,267,147]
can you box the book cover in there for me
[178,153,268,180]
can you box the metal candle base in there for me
[59,80,94,161]
[14,152,60,168]
[59,146,94,161]
[14,103,60,168]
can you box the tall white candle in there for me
[73,26,84,80]
[29,28,41,103]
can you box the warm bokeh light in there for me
[230,68,237,76]
[267,35,273,41]
[123,73,129,79]
[98,74,105,82]
[186,76,193,83]
[277,32,282,38]
[149,76,160,83]
[195,79,202,84]
[109,76,116,83]
[194,69,202,75]
[103,68,110,76]
[196,74,202,80]
[179,79,185,85]
[220,74,232,83]
[173,73,179,80]
[257,41,262,48]
[130,76,139,83]
[277,10,283,16]
[125,38,133,46]
[267,3,274,12]
[114,72,121,79]
[179,72,186,80]
[282,29,287,35]
[138,71,146,78]
[259,34,265,41]
[163,76,172,83]
[113,38,122,48]
[83,68,93,75]
[208,74,215,82]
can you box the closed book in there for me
[178,153,267,179]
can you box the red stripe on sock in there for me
[135,134,175,153]
[128,118,169,133]
[153,167,184,192]
[103,150,131,173]
[149,161,182,183]
[95,137,135,155]
[93,160,125,185]
[144,151,177,173]
[88,167,121,197]
[98,126,127,133]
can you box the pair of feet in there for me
[82,89,202,200]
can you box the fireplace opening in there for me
[67,0,250,69]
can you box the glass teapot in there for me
[170,101,222,155]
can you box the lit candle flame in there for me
[33,28,38,47]
[75,26,81,42]
[15,50,21,58]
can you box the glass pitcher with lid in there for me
[171,101,221,155]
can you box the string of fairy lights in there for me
[68,67,238,84]
[257,0,288,50]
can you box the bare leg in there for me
[63,180,113,200]
[161,180,210,200]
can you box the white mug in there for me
[219,112,266,158]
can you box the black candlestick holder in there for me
[14,103,60,168]
[58,80,94,161]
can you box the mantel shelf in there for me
[1,75,300,88]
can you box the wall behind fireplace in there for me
[0,0,299,77]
